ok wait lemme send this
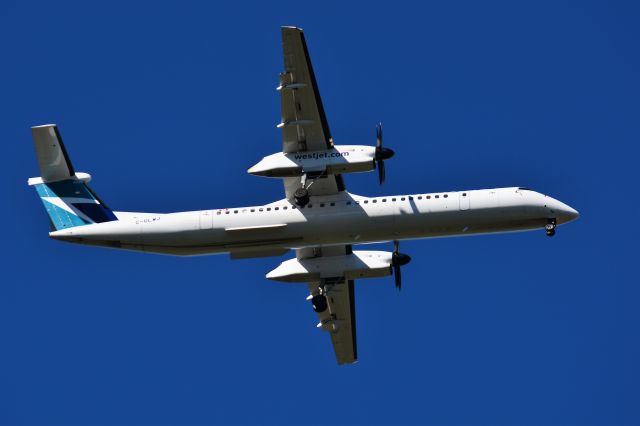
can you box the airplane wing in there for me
[298,245,357,365]
[279,26,346,199]
[277,28,355,363]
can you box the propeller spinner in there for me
[375,123,394,184]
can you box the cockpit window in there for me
[518,187,531,191]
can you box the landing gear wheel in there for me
[294,187,310,207]
[311,294,328,313]
[545,219,556,237]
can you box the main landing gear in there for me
[311,293,328,312]
[545,218,556,237]
[294,172,324,207]
[294,187,310,207]
[309,278,344,313]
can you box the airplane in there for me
[28,26,579,365]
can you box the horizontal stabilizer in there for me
[31,124,75,183]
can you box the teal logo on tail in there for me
[33,179,117,231]
[29,124,118,231]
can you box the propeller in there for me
[391,240,411,291]
[375,123,394,184]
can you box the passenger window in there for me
[216,211,221,215]
[346,201,352,205]
[444,194,448,198]
[330,202,335,206]
[392,198,396,202]
[418,196,422,200]
[267,208,271,211]
[250,209,255,212]
[308,204,313,208]
[283,206,288,210]
[382,199,387,202]
[435,195,439,199]
[234,210,238,214]
[320,203,325,207]
[401,197,406,201]
[409,196,413,200]
[259,208,264,212]
[364,200,369,204]
[462,193,467,196]
[225,211,230,214]
[427,195,431,199]
[372,199,377,203]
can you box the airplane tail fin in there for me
[28,124,118,231]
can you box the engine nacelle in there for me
[248,145,376,178]
[266,250,393,283]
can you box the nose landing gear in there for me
[545,218,556,237]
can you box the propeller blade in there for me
[391,241,408,291]
[378,159,386,184]
[374,122,393,185]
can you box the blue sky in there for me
[1,1,639,424]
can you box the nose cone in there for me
[559,205,579,224]
[549,198,579,224]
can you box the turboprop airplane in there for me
[28,26,578,365]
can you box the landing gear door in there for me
[459,192,470,210]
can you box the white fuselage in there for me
[49,187,578,257]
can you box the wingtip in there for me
[31,124,57,129]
